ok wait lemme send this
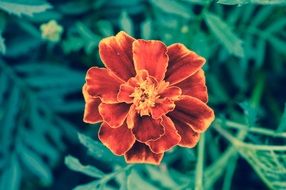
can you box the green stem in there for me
[195,134,205,190]
[215,119,286,138]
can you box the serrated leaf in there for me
[150,0,192,19]
[217,0,286,5]
[0,0,52,17]
[65,155,105,178]
[19,145,52,186]
[78,133,125,164]
[127,170,159,190]
[204,12,244,57]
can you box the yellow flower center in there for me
[130,80,159,116]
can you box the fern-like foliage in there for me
[0,60,84,189]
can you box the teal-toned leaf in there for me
[0,0,52,17]
[127,170,159,190]
[217,0,286,5]
[58,1,90,15]
[19,145,52,186]
[74,180,100,190]
[96,20,114,36]
[251,6,273,27]
[204,12,244,57]
[141,18,152,39]
[6,35,41,57]
[0,156,21,190]
[239,101,257,127]
[276,104,286,132]
[119,11,133,35]
[65,155,105,178]
[78,133,125,164]
[150,0,192,19]
[145,166,178,189]
[183,0,211,5]
[0,33,5,54]
[266,19,286,34]
[268,35,286,55]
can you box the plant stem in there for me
[195,133,205,190]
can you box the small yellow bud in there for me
[40,20,63,42]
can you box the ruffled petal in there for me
[133,40,168,82]
[99,31,136,81]
[168,96,214,133]
[126,105,136,129]
[159,86,182,100]
[98,123,135,155]
[146,116,181,153]
[85,67,123,103]
[175,69,208,103]
[165,43,205,85]
[99,103,130,128]
[171,118,200,148]
[117,83,134,103]
[83,85,102,124]
[132,116,164,142]
[150,98,175,119]
[124,142,163,165]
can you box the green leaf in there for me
[150,0,192,19]
[268,35,286,55]
[204,12,244,57]
[217,0,286,5]
[119,11,133,35]
[239,101,257,127]
[0,33,5,54]
[0,0,52,17]
[127,170,159,190]
[141,18,152,39]
[65,155,105,178]
[19,145,52,186]
[78,133,125,164]
[276,104,286,132]
[0,156,21,190]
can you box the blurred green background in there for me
[0,0,286,190]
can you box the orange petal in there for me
[133,40,168,82]
[146,116,181,153]
[165,43,205,85]
[124,141,163,165]
[99,122,135,155]
[160,86,182,100]
[150,98,175,119]
[176,69,208,103]
[168,96,214,133]
[126,105,136,129]
[83,84,102,124]
[99,103,130,128]
[172,117,200,148]
[99,31,136,81]
[117,76,138,103]
[132,116,164,142]
[85,67,123,104]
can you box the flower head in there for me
[40,20,63,42]
[83,31,215,165]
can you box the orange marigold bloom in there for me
[82,31,215,165]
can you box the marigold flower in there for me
[83,31,215,165]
